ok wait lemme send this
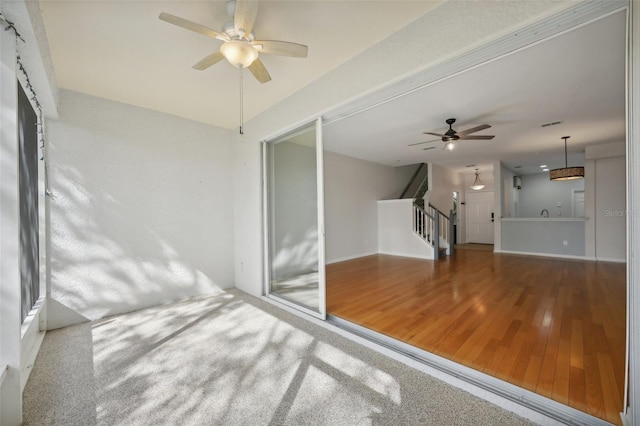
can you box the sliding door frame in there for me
[261,117,326,320]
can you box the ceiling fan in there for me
[159,0,308,84]
[410,118,494,150]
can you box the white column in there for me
[626,2,640,424]
[0,24,23,426]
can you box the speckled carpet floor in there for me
[23,289,534,426]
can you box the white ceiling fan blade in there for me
[248,58,271,84]
[254,40,308,58]
[159,12,228,41]
[234,1,259,38]
[193,52,225,70]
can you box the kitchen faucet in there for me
[540,209,549,218]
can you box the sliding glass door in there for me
[263,118,326,319]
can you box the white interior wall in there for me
[584,142,626,262]
[594,156,626,261]
[429,164,461,214]
[517,172,584,218]
[324,151,402,264]
[500,163,518,218]
[46,90,235,328]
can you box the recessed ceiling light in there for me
[543,168,549,171]
[540,165,547,168]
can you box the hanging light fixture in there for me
[470,169,485,190]
[549,136,584,181]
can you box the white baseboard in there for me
[378,250,431,260]
[325,251,378,265]
[595,257,626,263]
[495,249,589,261]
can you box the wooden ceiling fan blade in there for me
[248,58,271,83]
[193,52,225,70]
[234,0,259,38]
[423,132,446,138]
[458,124,491,136]
[159,12,228,41]
[254,40,308,58]
[459,135,495,140]
[408,139,439,147]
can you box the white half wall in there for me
[324,152,403,264]
[500,218,586,257]
[46,90,234,328]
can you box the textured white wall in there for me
[324,151,402,264]
[47,90,234,328]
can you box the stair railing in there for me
[413,202,440,258]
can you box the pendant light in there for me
[549,136,584,181]
[470,169,485,190]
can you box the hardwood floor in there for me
[326,252,626,425]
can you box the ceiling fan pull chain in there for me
[239,65,244,135]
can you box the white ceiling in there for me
[323,10,626,175]
[39,2,625,177]
[39,0,439,129]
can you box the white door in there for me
[466,191,494,244]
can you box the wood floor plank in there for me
[326,252,625,425]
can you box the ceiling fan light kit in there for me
[549,136,584,181]
[159,2,308,82]
[220,40,258,68]
[413,118,495,150]
[159,1,309,134]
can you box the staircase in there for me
[400,163,429,209]
[401,163,455,260]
